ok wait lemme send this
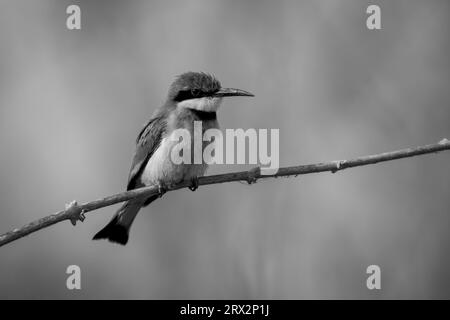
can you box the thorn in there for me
[79,210,86,222]
[331,160,346,173]
[65,200,84,226]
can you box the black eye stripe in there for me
[174,89,210,102]
[174,90,191,101]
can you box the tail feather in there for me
[92,214,129,245]
[92,199,144,245]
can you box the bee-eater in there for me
[93,72,253,245]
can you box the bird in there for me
[93,72,254,245]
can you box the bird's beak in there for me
[213,88,254,97]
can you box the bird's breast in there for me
[140,109,219,186]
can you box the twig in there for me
[1,138,449,248]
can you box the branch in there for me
[1,138,449,248]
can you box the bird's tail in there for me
[92,198,145,245]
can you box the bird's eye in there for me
[191,89,200,97]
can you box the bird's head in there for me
[167,72,254,112]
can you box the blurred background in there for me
[0,0,449,299]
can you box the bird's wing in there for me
[126,115,166,190]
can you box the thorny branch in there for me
[0,138,449,248]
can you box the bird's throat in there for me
[177,97,222,112]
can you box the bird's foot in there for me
[189,176,199,192]
[247,167,260,184]
[157,182,167,198]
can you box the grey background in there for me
[0,0,449,299]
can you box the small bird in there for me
[93,72,254,245]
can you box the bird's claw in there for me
[189,177,199,192]
[247,167,260,184]
[157,183,167,198]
